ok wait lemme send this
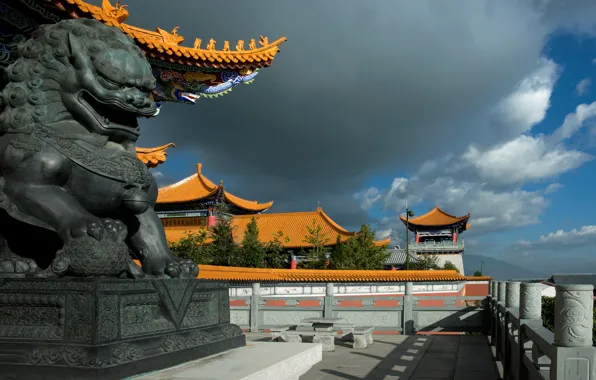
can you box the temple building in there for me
[388,206,470,274]
[156,163,273,227]
[1,0,286,103]
[152,162,389,250]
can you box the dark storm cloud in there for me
[88,0,596,225]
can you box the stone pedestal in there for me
[0,277,245,380]
[132,342,323,380]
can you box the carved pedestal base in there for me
[0,277,245,380]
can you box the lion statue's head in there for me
[0,19,158,142]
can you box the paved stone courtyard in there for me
[246,333,501,380]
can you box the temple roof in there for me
[55,0,286,69]
[136,143,175,168]
[131,260,467,281]
[400,206,471,230]
[196,266,465,282]
[157,163,273,213]
[163,207,391,248]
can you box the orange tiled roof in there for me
[136,143,175,168]
[400,206,471,228]
[465,276,491,281]
[197,266,465,282]
[163,207,391,248]
[157,163,273,212]
[132,261,466,282]
[55,0,287,69]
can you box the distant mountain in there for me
[463,254,547,280]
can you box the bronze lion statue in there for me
[0,19,197,279]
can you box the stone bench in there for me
[350,327,375,349]
[269,325,297,341]
[283,330,336,352]
[333,323,356,340]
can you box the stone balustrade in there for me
[489,279,596,380]
[230,281,487,335]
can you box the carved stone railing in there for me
[489,280,596,380]
[390,241,465,254]
[230,281,486,335]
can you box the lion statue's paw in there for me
[164,258,199,279]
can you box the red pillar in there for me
[452,232,457,243]
[207,215,217,226]
[415,233,420,243]
[391,266,397,271]
[290,255,297,270]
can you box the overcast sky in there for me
[93,0,596,275]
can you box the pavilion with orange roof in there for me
[390,205,471,274]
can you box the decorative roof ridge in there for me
[67,0,287,57]
[195,163,220,191]
[315,207,352,234]
[135,142,176,153]
[433,205,471,220]
[399,205,471,224]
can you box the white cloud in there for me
[544,183,563,194]
[549,102,596,143]
[515,225,596,248]
[576,78,591,95]
[539,225,596,244]
[354,187,382,210]
[462,135,592,185]
[496,58,559,135]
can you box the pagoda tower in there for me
[399,206,470,274]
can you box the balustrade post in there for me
[519,283,542,320]
[324,282,334,318]
[554,284,593,347]
[518,283,545,380]
[551,284,596,380]
[506,281,521,309]
[503,282,521,379]
[498,281,506,303]
[403,282,414,335]
[250,282,260,332]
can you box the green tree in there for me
[301,220,329,269]
[410,254,441,270]
[238,217,266,268]
[328,235,353,269]
[209,217,239,266]
[264,231,290,269]
[169,229,213,264]
[442,260,460,273]
[473,270,483,277]
[344,225,389,270]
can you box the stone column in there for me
[498,281,506,303]
[489,281,493,298]
[492,281,499,301]
[324,282,334,318]
[250,282,260,332]
[554,284,594,347]
[520,283,542,320]
[506,282,521,309]
[403,282,414,335]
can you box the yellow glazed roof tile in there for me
[400,205,471,227]
[135,143,175,168]
[58,0,287,68]
[132,260,465,282]
[197,266,465,282]
[163,207,391,248]
[157,163,273,212]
